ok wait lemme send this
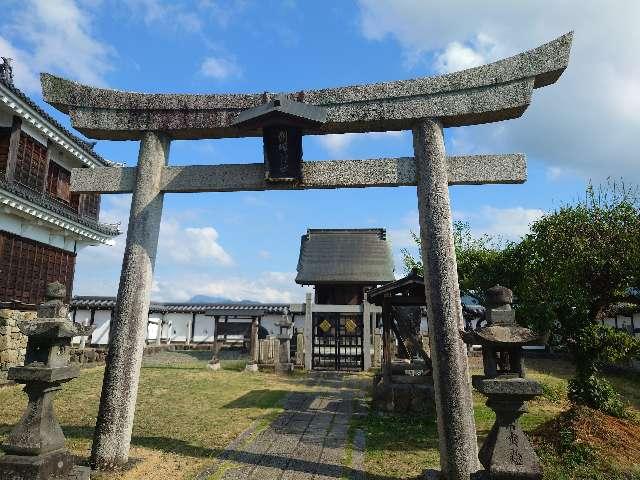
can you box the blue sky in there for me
[2,0,638,302]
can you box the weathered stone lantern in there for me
[460,285,545,480]
[0,282,94,480]
[274,307,294,375]
[244,316,260,373]
[232,95,327,182]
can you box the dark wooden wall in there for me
[0,123,102,221]
[315,285,367,305]
[0,230,76,305]
[15,132,48,191]
[0,129,10,173]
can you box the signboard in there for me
[263,125,302,182]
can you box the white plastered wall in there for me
[0,211,77,253]
[91,310,112,345]
[192,314,215,343]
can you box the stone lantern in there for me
[274,307,294,375]
[460,285,546,480]
[0,282,94,480]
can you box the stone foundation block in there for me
[274,362,294,375]
[245,363,259,373]
[0,449,88,480]
[207,361,221,371]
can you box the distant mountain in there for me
[187,295,262,304]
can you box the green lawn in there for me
[0,351,314,480]
[1,353,638,480]
[353,358,640,480]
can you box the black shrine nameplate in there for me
[263,125,303,181]
[232,95,327,183]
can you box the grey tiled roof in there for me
[0,78,113,166]
[295,228,395,285]
[0,177,120,236]
[71,296,291,314]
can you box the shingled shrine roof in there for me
[295,228,395,285]
[232,95,327,129]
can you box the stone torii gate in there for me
[40,33,572,479]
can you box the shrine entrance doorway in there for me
[312,312,364,371]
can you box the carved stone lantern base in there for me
[206,360,221,371]
[0,363,91,479]
[274,362,294,375]
[473,377,543,480]
[0,283,93,480]
[244,362,259,372]
[274,334,293,375]
[0,452,90,480]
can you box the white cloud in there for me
[434,34,499,73]
[317,133,358,156]
[120,0,203,32]
[546,166,577,182]
[120,0,249,32]
[476,206,544,240]
[243,195,269,207]
[258,250,272,260]
[389,206,544,253]
[151,271,309,303]
[388,209,419,249]
[356,0,640,182]
[0,0,114,92]
[73,197,235,296]
[200,55,242,80]
[316,130,407,156]
[0,38,39,92]
[159,219,234,266]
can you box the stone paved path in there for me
[213,372,365,480]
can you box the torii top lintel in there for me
[40,33,572,141]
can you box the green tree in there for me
[403,181,640,416]
[514,181,640,416]
[401,221,516,303]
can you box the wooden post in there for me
[250,317,259,363]
[87,309,96,346]
[382,296,392,384]
[43,139,54,194]
[186,314,194,346]
[213,315,219,351]
[5,116,21,182]
[362,299,372,371]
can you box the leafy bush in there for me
[567,323,640,417]
[568,374,626,418]
[540,379,567,403]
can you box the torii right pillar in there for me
[414,119,481,478]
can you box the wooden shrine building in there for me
[296,228,394,371]
[0,58,119,306]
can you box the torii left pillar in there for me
[91,131,170,470]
